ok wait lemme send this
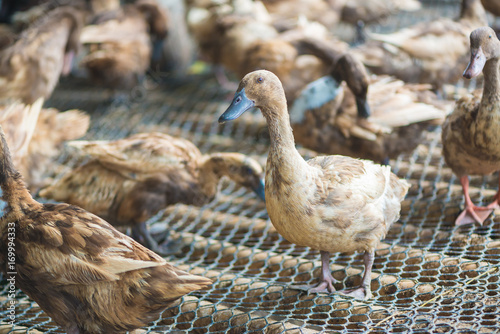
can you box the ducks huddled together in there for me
[0,0,499,333]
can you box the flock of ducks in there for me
[0,0,499,333]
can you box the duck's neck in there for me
[481,58,500,106]
[263,104,308,172]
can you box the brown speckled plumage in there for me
[39,132,265,252]
[0,126,211,334]
[442,26,500,226]
[219,70,410,299]
[0,6,83,104]
[80,0,168,91]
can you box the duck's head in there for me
[464,26,500,79]
[219,70,285,123]
[331,53,370,118]
[202,153,265,201]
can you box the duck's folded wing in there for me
[21,203,165,285]
[307,155,388,204]
[68,133,201,177]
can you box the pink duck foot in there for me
[339,286,372,300]
[455,205,494,226]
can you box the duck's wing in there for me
[68,133,202,178]
[22,203,166,285]
[441,91,481,150]
[38,160,127,220]
[308,155,390,206]
[307,154,409,237]
[80,8,149,44]
[363,76,452,127]
[367,19,470,60]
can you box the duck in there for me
[0,100,90,192]
[79,0,168,96]
[218,70,410,299]
[339,0,421,27]
[0,5,83,104]
[39,132,266,254]
[0,125,212,334]
[442,26,500,226]
[351,0,488,91]
[186,0,278,87]
[290,74,452,164]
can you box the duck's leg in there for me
[291,251,337,293]
[308,251,336,293]
[456,175,494,226]
[339,250,374,300]
[131,222,182,256]
[484,177,500,210]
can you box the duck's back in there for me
[0,201,210,333]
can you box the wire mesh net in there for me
[1,1,500,333]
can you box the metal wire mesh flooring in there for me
[1,1,500,333]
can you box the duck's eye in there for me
[489,35,492,39]
[257,77,264,83]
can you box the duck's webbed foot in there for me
[131,222,183,256]
[339,285,372,300]
[456,175,496,226]
[291,251,337,294]
[455,205,494,226]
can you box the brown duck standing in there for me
[219,70,410,299]
[0,125,211,334]
[39,132,265,254]
[442,26,500,226]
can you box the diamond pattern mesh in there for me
[1,1,500,333]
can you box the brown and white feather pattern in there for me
[0,130,211,334]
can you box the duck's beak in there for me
[252,178,266,201]
[355,96,370,118]
[219,89,255,123]
[463,47,486,79]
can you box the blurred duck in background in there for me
[79,0,169,100]
[351,0,488,91]
[40,132,266,254]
